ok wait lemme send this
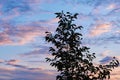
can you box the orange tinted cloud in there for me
[89,23,111,37]
[110,67,120,80]
[16,26,46,45]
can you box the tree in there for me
[45,11,119,80]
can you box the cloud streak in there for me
[0,22,51,45]
[0,58,56,80]
[89,23,112,37]
[0,67,56,80]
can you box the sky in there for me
[0,0,120,80]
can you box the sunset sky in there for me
[0,0,120,80]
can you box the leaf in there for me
[55,12,61,18]
[45,31,50,33]
[74,13,79,19]
[78,26,83,30]
[49,47,55,52]
[46,58,51,62]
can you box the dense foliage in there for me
[45,11,119,80]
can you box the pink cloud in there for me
[100,50,111,57]
[0,32,13,45]
[0,59,4,63]
[99,50,120,64]
[89,23,112,37]
[6,59,20,65]
[107,4,116,10]
[27,0,55,4]
[0,16,57,46]
[20,48,46,57]
[15,26,46,45]
[48,18,59,24]
[110,67,120,80]
[28,0,42,3]
[0,24,49,45]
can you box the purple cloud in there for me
[99,56,113,64]
[0,67,56,80]
[0,58,57,80]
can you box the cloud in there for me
[0,0,56,45]
[20,49,43,57]
[15,26,46,45]
[0,0,59,46]
[84,31,120,45]
[100,50,111,57]
[0,59,28,69]
[7,64,27,69]
[0,23,49,45]
[0,0,52,24]
[0,0,30,13]
[0,67,56,80]
[0,59,4,63]
[0,14,58,46]
[0,32,13,45]
[20,46,49,57]
[99,56,113,64]
[89,23,112,37]
[1,59,42,71]
[110,67,120,80]
[99,50,120,65]
[48,18,59,24]
[99,55,120,79]
[0,57,56,80]
[107,4,116,10]
[6,59,20,65]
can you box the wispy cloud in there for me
[100,50,111,57]
[20,45,49,57]
[6,59,20,65]
[89,23,112,37]
[0,67,56,80]
[107,3,116,10]
[0,58,56,80]
[99,50,120,64]
[0,24,49,45]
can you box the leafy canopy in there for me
[45,11,119,80]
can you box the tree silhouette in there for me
[45,11,119,80]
